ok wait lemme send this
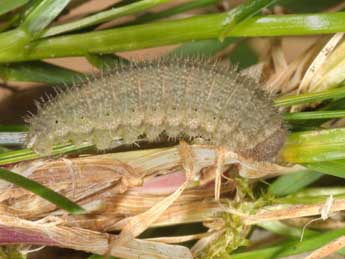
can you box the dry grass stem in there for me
[243,199,345,225]
[0,214,193,259]
[304,235,345,259]
[298,33,344,94]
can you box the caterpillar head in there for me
[25,112,67,154]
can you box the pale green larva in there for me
[25,57,286,161]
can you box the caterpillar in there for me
[25,57,286,161]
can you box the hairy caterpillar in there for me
[26,57,286,161]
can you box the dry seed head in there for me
[25,57,286,161]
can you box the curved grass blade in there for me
[231,228,345,259]
[258,221,317,239]
[0,142,94,166]
[282,128,345,163]
[21,0,70,37]
[0,61,84,84]
[43,0,173,37]
[306,159,345,179]
[284,110,345,120]
[86,53,129,69]
[171,37,236,56]
[130,0,219,25]
[274,86,345,107]
[219,0,277,40]
[228,40,257,69]
[0,0,29,17]
[276,187,345,205]
[0,125,27,132]
[0,0,70,56]
[0,167,85,214]
[269,170,323,196]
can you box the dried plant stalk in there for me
[0,214,193,259]
[0,144,311,258]
[304,235,345,259]
[243,199,345,225]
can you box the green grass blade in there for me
[284,110,345,120]
[44,0,173,37]
[0,125,27,132]
[258,221,317,239]
[130,0,220,25]
[21,0,70,37]
[269,170,323,196]
[0,0,29,16]
[306,160,345,178]
[171,37,236,56]
[276,187,345,205]
[0,167,85,214]
[219,0,277,40]
[231,228,345,259]
[4,12,345,62]
[282,128,345,163]
[86,53,129,69]
[288,187,345,199]
[0,61,84,84]
[0,143,94,166]
[228,40,257,69]
[274,86,345,107]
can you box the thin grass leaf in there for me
[130,0,220,25]
[0,125,27,132]
[0,167,85,214]
[0,0,29,16]
[0,0,70,55]
[290,187,345,198]
[171,37,236,56]
[0,143,94,166]
[282,128,345,163]
[269,170,323,196]
[43,0,173,37]
[283,93,345,129]
[323,96,345,110]
[219,0,277,40]
[306,159,345,179]
[258,221,317,239]
[0,61,84,84]
[228,40,257,69]
[21,0,70,37]
[284,110,345,120]
[231,228,345,259]
[276,191,345,212]
[274,86,345,107]
[4,12,345,62]
[275,187,345,206]
[86,53,129,69]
